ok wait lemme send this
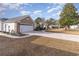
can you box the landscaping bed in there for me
[1,31,26,36]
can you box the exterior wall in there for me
[15,23,20,33]
[19,17,33,26]
[1,22,33,33]
[3,23,16,33]
[0,22,2,31]
[70,25,79,29]
[0,22,4,31]
[0,16,34,33]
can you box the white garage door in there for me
[20,25,33,33]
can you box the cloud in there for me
[47,6,50,9]
[23,3,32,6]
[76,9,79,15]
[0,7,6,12]
[2,3,22,10]
[0,4,21,14]
[33,10,42,14]
[2,3,32,10]
[47,8,53,13]
[0,3,31,11]
[0,3,32,16]
[47,4,65,20]
[31,10,43,19]
[0,3,65,19]
[8,4,21,10]
[33,10,42,17]
[56,10,62,16]
[0,4,9,16]
[20,10,31,15]
[47,5,62,13]
[51,10,62,20]
[0,4,8,11]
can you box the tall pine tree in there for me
[59,3,78,29]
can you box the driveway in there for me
[25,31,79,42]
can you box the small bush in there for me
[34,26,45,31]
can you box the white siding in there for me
[70,25,79,29]
[3,23,16,33]
[0,23,2,31]
[0,22,4,31]
[0,22,33,33]
[20,25,33,33]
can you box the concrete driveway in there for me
[25,31,79,42]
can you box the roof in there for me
[5,15,30,23]
[4,15,33,25]
[0,18,8,22]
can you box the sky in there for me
[0,3,79,20]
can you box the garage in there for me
[4,15,34,33]
[20,25,33,33]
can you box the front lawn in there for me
[0,35,78,56]
[32,36,79,55]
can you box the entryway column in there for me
[15,23,20,33]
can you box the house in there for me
[0,15,34,33]
[43,23,59,30]
[48,25,59,29]
[70,24,79,30]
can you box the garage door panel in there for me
[20,25,33,33]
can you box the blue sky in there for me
[0,3,79,20]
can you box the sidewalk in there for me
[0,32,31,38]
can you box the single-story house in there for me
[70,24,79,30]
[48,25,59,29]
[0,15,34,33]
[43,23,59,29]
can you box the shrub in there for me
[34,26,45,31]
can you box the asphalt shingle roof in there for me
[5,15,30,23]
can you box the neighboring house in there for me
[43,23,59,29]
[49,25,59,29]
[70,24,79,30]
[0,15,34,33]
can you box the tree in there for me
[45,18,55,29]
[34,17,45,30]
[59,3,78,29]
